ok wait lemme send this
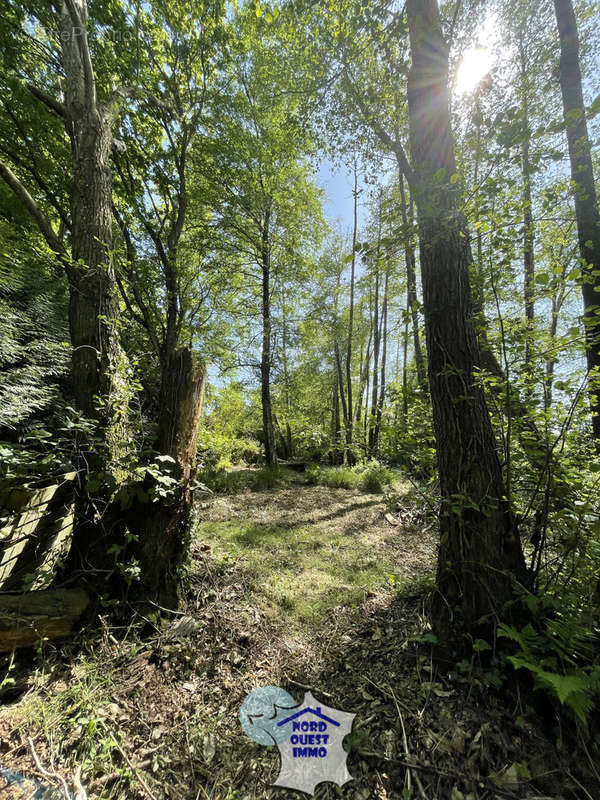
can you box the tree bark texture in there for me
[406,0,528,638]
[553,0,600,452]
[58,0,120,421]
[260,207,277,467]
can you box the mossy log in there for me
[0,588,88,651]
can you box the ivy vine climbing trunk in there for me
[553,0,600,454]
[405,0,528,639]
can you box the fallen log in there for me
[0,587,88,651]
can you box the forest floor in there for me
[0,471,596,800]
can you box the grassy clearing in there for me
[197,478,433,633]
[198,518,397,626]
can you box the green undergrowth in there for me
[306,460,395,493]
[197,464,290,493]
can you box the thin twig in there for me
[28,736,71,799]
[108,733,160,800]
[389,684,428,800]
[285,677,333,699]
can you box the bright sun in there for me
[454,45,493,95]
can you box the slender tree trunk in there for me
[363,297,372,452]
[334,341,349,462]
[369,233,381,452]
[472,94,486,314]
[518,36,535,371]
[355,327,372,430]
[373,268,388,454]
[402,296,409,419]
[331,366,341,463]
[356,340,364,428]
[545,297,560,411]
[282,281,291,416]
[545,278,567,410]
[345,165,358,449]
[260,207,277,467]
[272,412,289,460]
[398,171,426,391]
[464,93,556,486]
[553,0,600,452]
[406,0,528,639]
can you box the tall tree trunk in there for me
[402,296,410,419]
[406,0,527,639]
[334,341,349,462]
[363,295,372,451]
[355,327,372,430]
[345,165,358,449]
[56,1,120,426]
[369,238,381,452]
[373,268,388,455]
[356,340,364,428]
[331,366,341,463]
[0,2,126,599]
[260,207,277,467]
[282,280,291,416]
[398,171,426,391]
[518,35,535,371]
[54,0,126,588]
[553,0,600,452]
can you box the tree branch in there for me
[27,84,67,119]
[344,76,415,189]
[62,0,97,111]
[0,160,67,265]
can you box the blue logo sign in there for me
[240,687,355,795]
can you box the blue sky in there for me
[316,159,370,234]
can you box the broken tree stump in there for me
[0,587,89,651]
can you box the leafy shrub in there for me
[320,467,359,489]
[305,461,394,492]
[305,464,322,485]
[197,427,262,471]
[358,461,394,493]
[498,591,600,727]
[304,465,358,489]
[230,437,262,464]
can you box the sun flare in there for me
[454,45,493,95]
